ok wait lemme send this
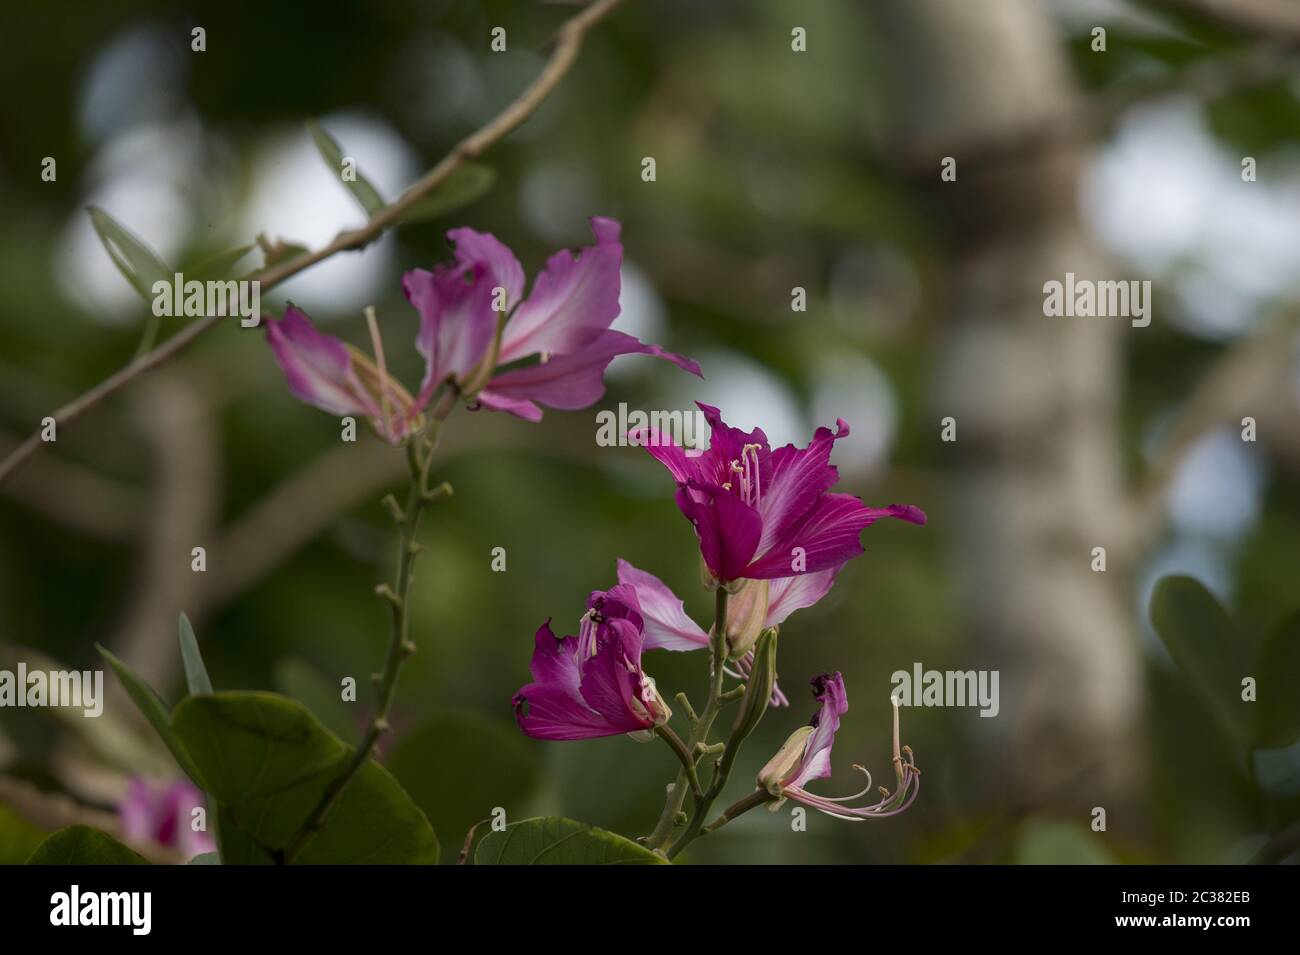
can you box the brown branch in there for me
[0,0,629,489]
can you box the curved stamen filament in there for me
[819,763,875,803]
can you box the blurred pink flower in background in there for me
[118,777,215,860]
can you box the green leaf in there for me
[475,816,667,865]
[397,163,496,225]
[1149,576,1254,744]
[1255,610,1300,749]
[272,657,355,740]
[388,712,542,858]
[172,692,439,864]
[307,120,386,216]
[27,826,149,865]
[96,643,206,787]
[87,206,171,301]
[178,613,213,696]
[191,243,256,281]
[186,851,222,865]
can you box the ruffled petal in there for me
[497,216,624,364]
[473,390,543,422]
[265,306,381,419]
[765,567,840,628]
[676,479,763,582]
[577,630,654,734]
[402,262,497,403]
[445,226,525,311]
[755,420,848,560]
[513,622,621,740]
[743,496,925,580]
[789,672,849,789]
[616,559,709,652]
[484,329,699,415]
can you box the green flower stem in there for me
[654,724,703,797]
[667,603,768,858]
[701,788,776,836]
[281,431,448,863]
[645,587,729,849]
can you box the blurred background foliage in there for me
[1,0,1298,863]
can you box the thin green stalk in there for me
[281,436,446,863]
[654,724,704,797]
[668,599,766,859]
[700,789,775,836]
[645,587,729,848]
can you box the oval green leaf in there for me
[475,816,667,865]
[397,163,496,225]
[172,691,438,864]
[27,826,150,865]
[87,206,171,301]
[307,120,386,216]
[1149,576,1255,744]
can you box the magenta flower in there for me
[617,557,835,652]
[267,305,424,442]
[266,217,701,441]
[512,584,672,741]
[118,777,215,859]
[403,216,701,422]
[615,557,848,705]
[634,403,925,585]
[756,673,920,820]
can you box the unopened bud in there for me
[757,724,814,797]
[718,579,769,659]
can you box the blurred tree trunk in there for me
[872,0,1143,815]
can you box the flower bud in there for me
[729,628,777,746]
[757,724,814,797]
[715,578,770,659]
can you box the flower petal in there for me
[694,402,770,490]
[402,261,497,403]
[743,495,924,579]
[577,630,655,734]
[497,216,624,364]
[445,226,525,310]
[765,567,840,628]
[484,329,699,415]
[616,559,709,652]
[513,622,621,740]
[789,672,849,789]
[473,390,543,421]
[265,306,381,419]
[676,479,763,582]
[755,420,848,560]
